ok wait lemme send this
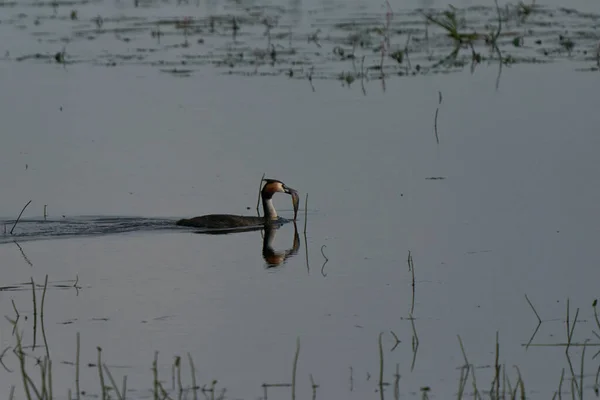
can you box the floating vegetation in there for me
[1,0,598,87]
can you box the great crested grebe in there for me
[176,179,299,230]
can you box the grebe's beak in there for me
[284,186,300,221]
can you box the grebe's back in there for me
[176,179,299,230]
[176,214,265,229]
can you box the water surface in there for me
[1,0,600,398]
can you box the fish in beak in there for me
[284,185,300,221]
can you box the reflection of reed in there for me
[320,245,328,277]
[434,91,442,145]
[524,294,542,348]
[303,194,311,273]
[292,338,300,400]
[14,241,33,267]
[41,275,50,360]
[409,315,419,372]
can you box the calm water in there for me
[1,0,600,398]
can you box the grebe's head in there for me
[261,179,296,198]
[262,179,300,220]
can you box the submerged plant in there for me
[512,36,523,47]
[559,35,575,56]
[390,49,404,64]
[339,71,355,86]
[423,7,474,44]
[517,0,536,22]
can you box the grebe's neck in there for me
[262,197,278,220]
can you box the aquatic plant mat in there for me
[1,0,599,86]
[3,272,600,399]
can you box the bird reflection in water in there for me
[191,222,300,268]
[262,222,300,268]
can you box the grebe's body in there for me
[176,179,298,230]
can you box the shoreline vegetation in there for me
[2,272,599,399]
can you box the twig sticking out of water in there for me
[434,92,442,145]
[12,299,20,320]
[188,353,198,400]
[256,173,265,217]
[408,251,415,314]
[44,356,54,400]
[360,56,366,96]
[490,332,500,398]
[15,328,33,400]
[404,34,412,73]
[153,352,159,400]
[122,375,128,400]
[566,299,580,354]
[492,0,504,90]
[41,275,50,360]
[303,194,309,235]
[457,335,480,398]
[554,368,565,399]
[292,338,300,400]
[9,300,20,336]
[304,230,310,274]
[174,356,183,397]
[525,294,542,324]
[76,332,81,400]
[103,364,124,400]
[379,43,386,93]
[594,360,600,395]
[98,347,107,400]
[31,278,38,349]
[580,340,589,400]
[154,23,161,44]
[393,364,400,400]
[307,66,315,92]
[378,332,384,400]
[514,366,525,399]
[232,17,239,42]
[11,200,32,235]
[593,299,600,333]
[152,352,173,400]
[309,374,318,400]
